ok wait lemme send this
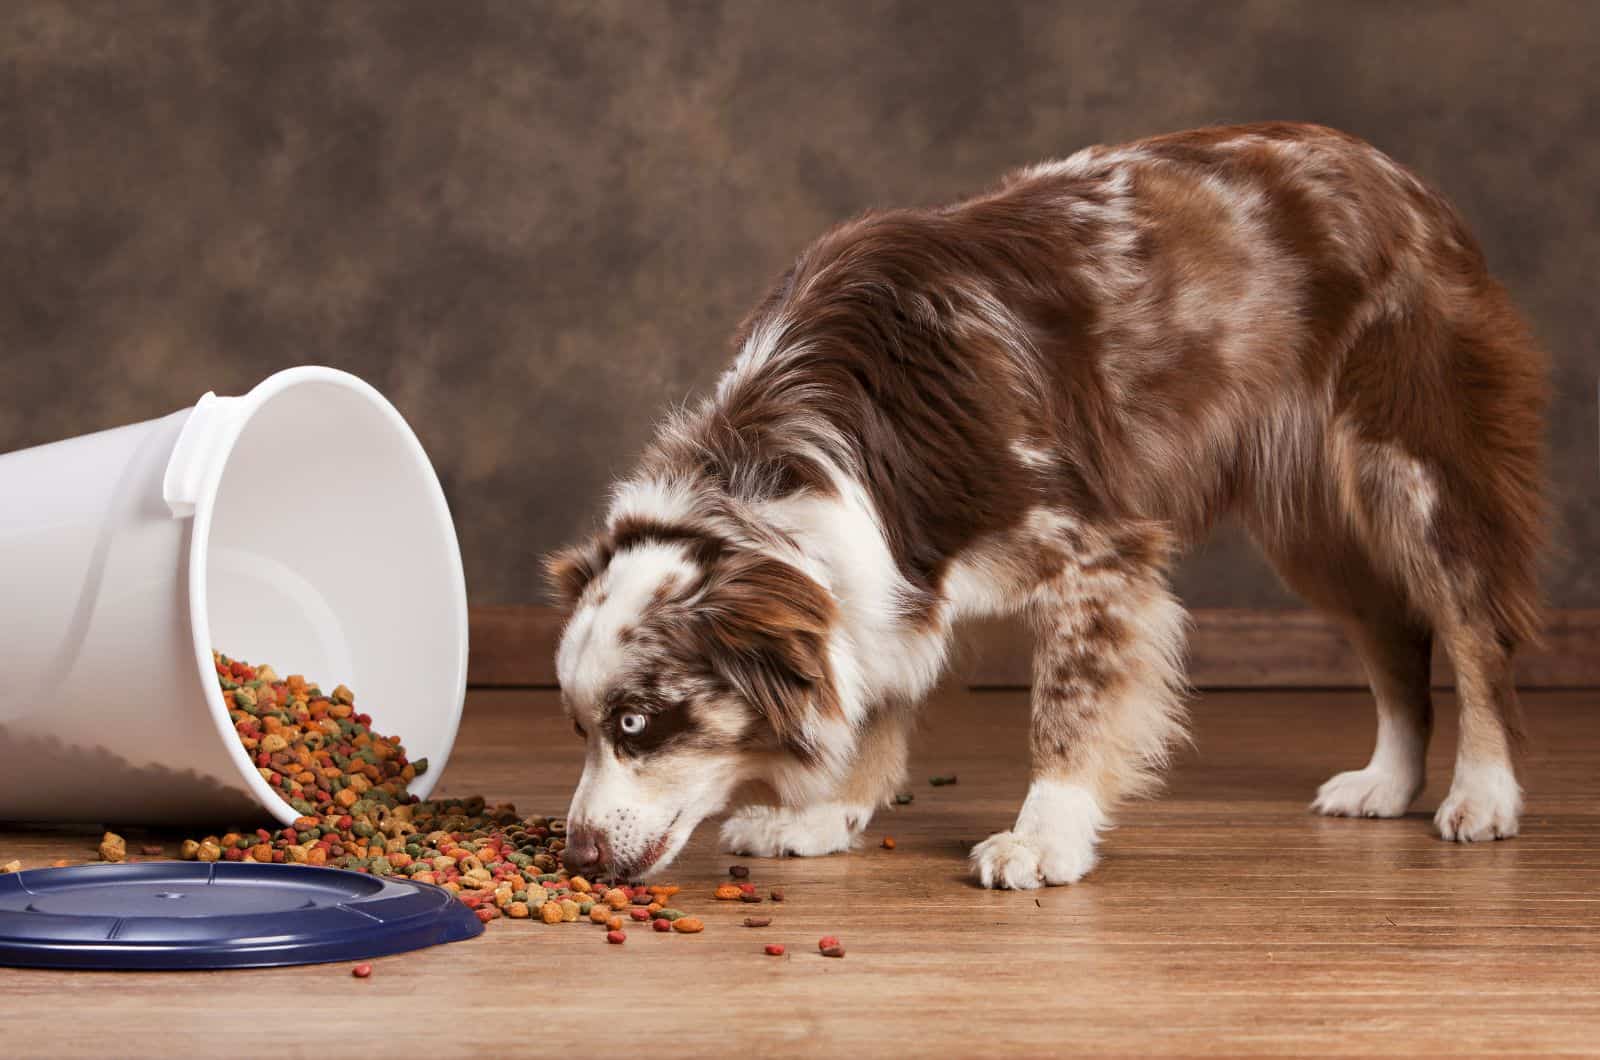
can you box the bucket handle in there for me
[162,392,249,519]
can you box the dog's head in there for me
[546,520,847,879]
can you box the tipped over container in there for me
[0,367,469,826]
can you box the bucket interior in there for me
[197,376,467,818]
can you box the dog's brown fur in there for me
[550,123,1548,885]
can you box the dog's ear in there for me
[698,552,840,753]
[543,537,611,607]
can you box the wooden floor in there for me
[3,686,1598,1057]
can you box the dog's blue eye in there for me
[619,711,648,736]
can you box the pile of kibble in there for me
[175,653,707,934]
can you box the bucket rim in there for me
[183,366,470,827]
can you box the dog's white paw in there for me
[1311,765,1423,818]
[970,828,1096,889]
[1435,760,1522,842]
[970,778,1105,890]
[719,802,873,858]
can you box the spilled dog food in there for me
[190,652,698,935]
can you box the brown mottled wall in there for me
[1,1,1595,607]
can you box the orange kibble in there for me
[881,836,896,849]
[603,887,629,910]
[713,884,743,901]
[672,917,705,934]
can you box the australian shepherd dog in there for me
[547,123,1547,888]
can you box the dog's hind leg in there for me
[720,707,911,858]
[970,522,1188,889]
[1246,519,1436,819]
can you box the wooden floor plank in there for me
[2,687,1597,1057]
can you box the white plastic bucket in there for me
[0,367,469,827]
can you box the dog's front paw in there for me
[719,802,873,858]
[972,778,1105,889]
[1435,761,1521,842]
[970,828,1096,889]
[1312,765,1423,818]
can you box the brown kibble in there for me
[742,917,773,928]
[821,944,846,958]
[739,893,763,904]
[672,917,705,934]
[770,888,785,902]
[728,864,750,878]
[140,844,164,856]
[98,831,127,863]
[713,883,743,901]
[179,840,200,860]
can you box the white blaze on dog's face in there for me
[546,532,844,878]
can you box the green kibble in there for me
[655,908,687,921]
[513,891,528,903]
[578,901,593,916]
[928,774,958,787]
[894,792,914,804]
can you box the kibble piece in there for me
[0,860,20,874]
[589,905,611,924]
[629,907,651,922]
[197,841,222,863]
[140,844,163,856]
[770,888,786,902]
[605,930,626,945]
[881,837,896,849]
[569,875,592,894]
[894,792,914,805]
[728,865,750,878]
[929,774,958,786]
[818,935,841,951]
[540,901,565,924]
[559,899,581,922]
[603,887,629,910]
[713,883,743,901]
[98,831,127,863]
[743,917,773,928]
[672,917,705,934]
[606,916,623,931]
[352,963,373,978]
[50,859,71,868]
[652,918,671,932]
[765,944,786,956]
[179,840,200,860]
[820,944,846,958]
[740,893,763,904]
[508,902,530,919]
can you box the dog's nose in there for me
[561,827,605,874]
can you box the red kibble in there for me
[652,918,671,932]
[818,935,840,951]
[629,907,650,921]
[737,882,756,895]
[764,944,785,956]
[352,963,372,978]
[475,907,496,923]
[606,930,626,945]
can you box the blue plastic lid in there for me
[0,861,483,970]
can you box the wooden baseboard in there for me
[468,605,1600,689]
